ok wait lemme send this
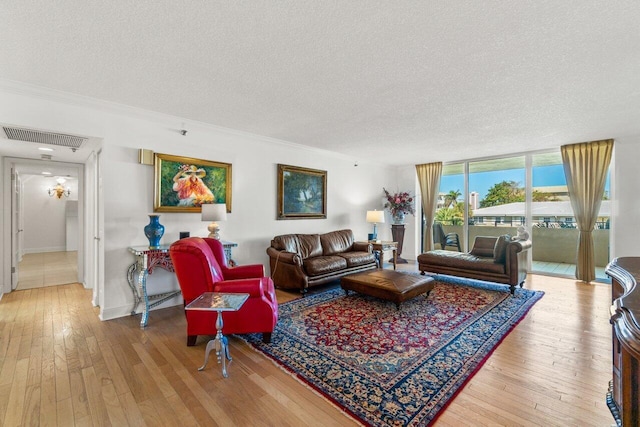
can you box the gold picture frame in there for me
[277,164,327,219]
[153,153,232,213]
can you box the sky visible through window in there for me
[441,164,610,202]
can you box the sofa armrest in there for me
[505,239,532,284]
[353,241,373,253]
[266,247,302,266]
[266,247,308,290]
[509,238,532,254]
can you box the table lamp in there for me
[202,203,227,240]
[366,210,385,241]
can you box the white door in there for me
[10,168,21,290]
[89,149,104,309]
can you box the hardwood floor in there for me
[17,251,78,290]
[0,263,614,426]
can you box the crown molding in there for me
[0,78,376,166]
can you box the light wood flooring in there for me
[17,251,78,290]
[0,262,614,426]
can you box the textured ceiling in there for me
[1,1,640,166]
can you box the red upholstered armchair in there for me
[169,237,278,345]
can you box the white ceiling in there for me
[1,1,639,166]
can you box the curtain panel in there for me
[415,162,443,252]
[561,139,613,282]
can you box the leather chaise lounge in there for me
[266,229,377,295]
[417,234,532,294]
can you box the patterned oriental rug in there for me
[241,277,544,426]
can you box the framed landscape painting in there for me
[277,164,327,219]
[153,153,232,213]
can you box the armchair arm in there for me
[214,278,265,298]
[222,264,265,280]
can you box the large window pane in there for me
[434,163,465,249]
[468,156,525,244]
[531,152,609,279]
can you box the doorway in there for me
[3,157,93,294]
[14,171,80,290]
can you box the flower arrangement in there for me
[383,188,415,216]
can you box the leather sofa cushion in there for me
[493,234,511,264]
[417,250,505,274]
[271,234,322,260]
[337,251,376,267]
[321,229,355,255]
[297,234,323,259]
[304,256,347,276]
[469,237,495,257]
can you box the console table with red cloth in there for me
[169,237,278,346]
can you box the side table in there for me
[390,224,408,263]
[127,245,181,328]
[185,292,249,378]
[365,241,398,270]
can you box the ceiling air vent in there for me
[2,126,87,149]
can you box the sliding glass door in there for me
[429,150,610,281]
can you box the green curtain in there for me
[561,139,613,282]
[415,162,443,252]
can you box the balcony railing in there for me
[437,224,610,268]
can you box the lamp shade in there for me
[201,203,227,222]
[366,210,385,223]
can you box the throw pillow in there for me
[493,234,511,264]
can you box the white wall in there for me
[0,86,396,320]
[610,136,640,259]
[21,175,78,253]
[66,200,78,251]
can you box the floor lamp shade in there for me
[366,210,385,240]
[202,203,227,240]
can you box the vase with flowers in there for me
[383,188,415,224]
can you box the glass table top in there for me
[185,292,249,311]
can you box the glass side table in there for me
[185,292,249,378]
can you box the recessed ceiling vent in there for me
[2,126,87,149]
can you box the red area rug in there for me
[241,277,543,426]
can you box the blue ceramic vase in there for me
[144,214,165,248]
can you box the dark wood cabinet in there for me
[606,257,640,426]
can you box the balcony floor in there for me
[531,260,609,283]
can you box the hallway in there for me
[17,251,78,290]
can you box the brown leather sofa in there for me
[267,229,377,294]
[417,235,532,294]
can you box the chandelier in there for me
[48,177,71,199]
